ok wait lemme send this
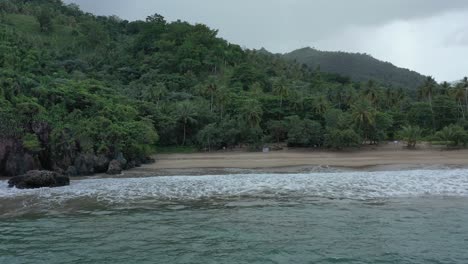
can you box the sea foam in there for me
[1,169,468,205]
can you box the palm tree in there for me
[144,82,167,105]
[176,101,198,146]
[440,81,451,95]
[351,100,375,128]
[273,78,290,109]
[436,125,467,147]
[449,83,466,119]
[351,99,376,142]
[461,77,468,87]
[419,76,438,105]
[399,125,422,148]
[215,87,230,118]
[288,90,304,112]
[384,87,392,108]
[340,85,356,109]
[205,77,218,112]
[436,126,454,147]
[241,99,263,128]
[462,77,468,115]
[387,88,405,110]
[363,80,379,107]
[313,95,330,115]
[418,76,438,129]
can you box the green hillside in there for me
[1,0,468,176]
[284,47,426,89]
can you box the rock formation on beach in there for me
[8,170,70,189]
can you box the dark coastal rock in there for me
[115,152,127,168]
[94,155,110,173]
[106,160,122,175]
[1,136,47,176]
[65,166,78,177]
[126,160,136,170]
[143,157,156,164]
[73,154,95,176]
[5,153,28,176]
[134,159,142,167]
[0,138,15,166]
[1,133,145,177]
[8,170,70,189]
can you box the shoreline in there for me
[119,146,468,178]
[2,146,468,180]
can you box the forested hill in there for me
[284,47,426,89]
[1,0,468,177]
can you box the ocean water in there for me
[1,169,468,263]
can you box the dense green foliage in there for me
[284,47,426,89]
[1,0,468,173]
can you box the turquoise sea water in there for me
[1,169,468,264]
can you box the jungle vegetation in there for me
[1,0,468,171]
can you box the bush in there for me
[286,116,323,147]
[325,129,361,149]
[22,133,42,152]
[397,125,422,148]
[435,125,468,147]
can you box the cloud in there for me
[315,9,468,81]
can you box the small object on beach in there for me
[263,146,270,153]
[8,170,70,189]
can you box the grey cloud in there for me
[63,0,468,35]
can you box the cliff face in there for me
[0,120,150,177]
[0,121,50,176]
[0,137,41,176]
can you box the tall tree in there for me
[36,8,53,33]
[176,101,198,146]
[204,77,218,112]
[419,76,438,129]
[351,99,376,142]
[450,83,466,119]
[363,80,379,107]
[273,78,290,110]
[241,99,263,128]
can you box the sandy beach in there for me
[122,144,468,177]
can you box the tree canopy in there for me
[1,0,468,176]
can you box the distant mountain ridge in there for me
[283,47,426,89]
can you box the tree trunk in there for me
[465,88,468,119]
[210,93,214,112]
[429,94,435,130]
[182,122,187,146]
[459,100,465,120]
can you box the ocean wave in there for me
[1,169,468,205]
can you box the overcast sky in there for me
[63,0,468,82]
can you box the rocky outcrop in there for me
[63,154,111,176]
[0,138,41,176]
[106,160,122,175]
[115,152,127,169]
[1,132,154,177]
[72,154,96,176]
[8,170,70,189]
[94,155,110,173]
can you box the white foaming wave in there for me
[1,169,468,203]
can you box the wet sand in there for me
[123,145,468,177]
